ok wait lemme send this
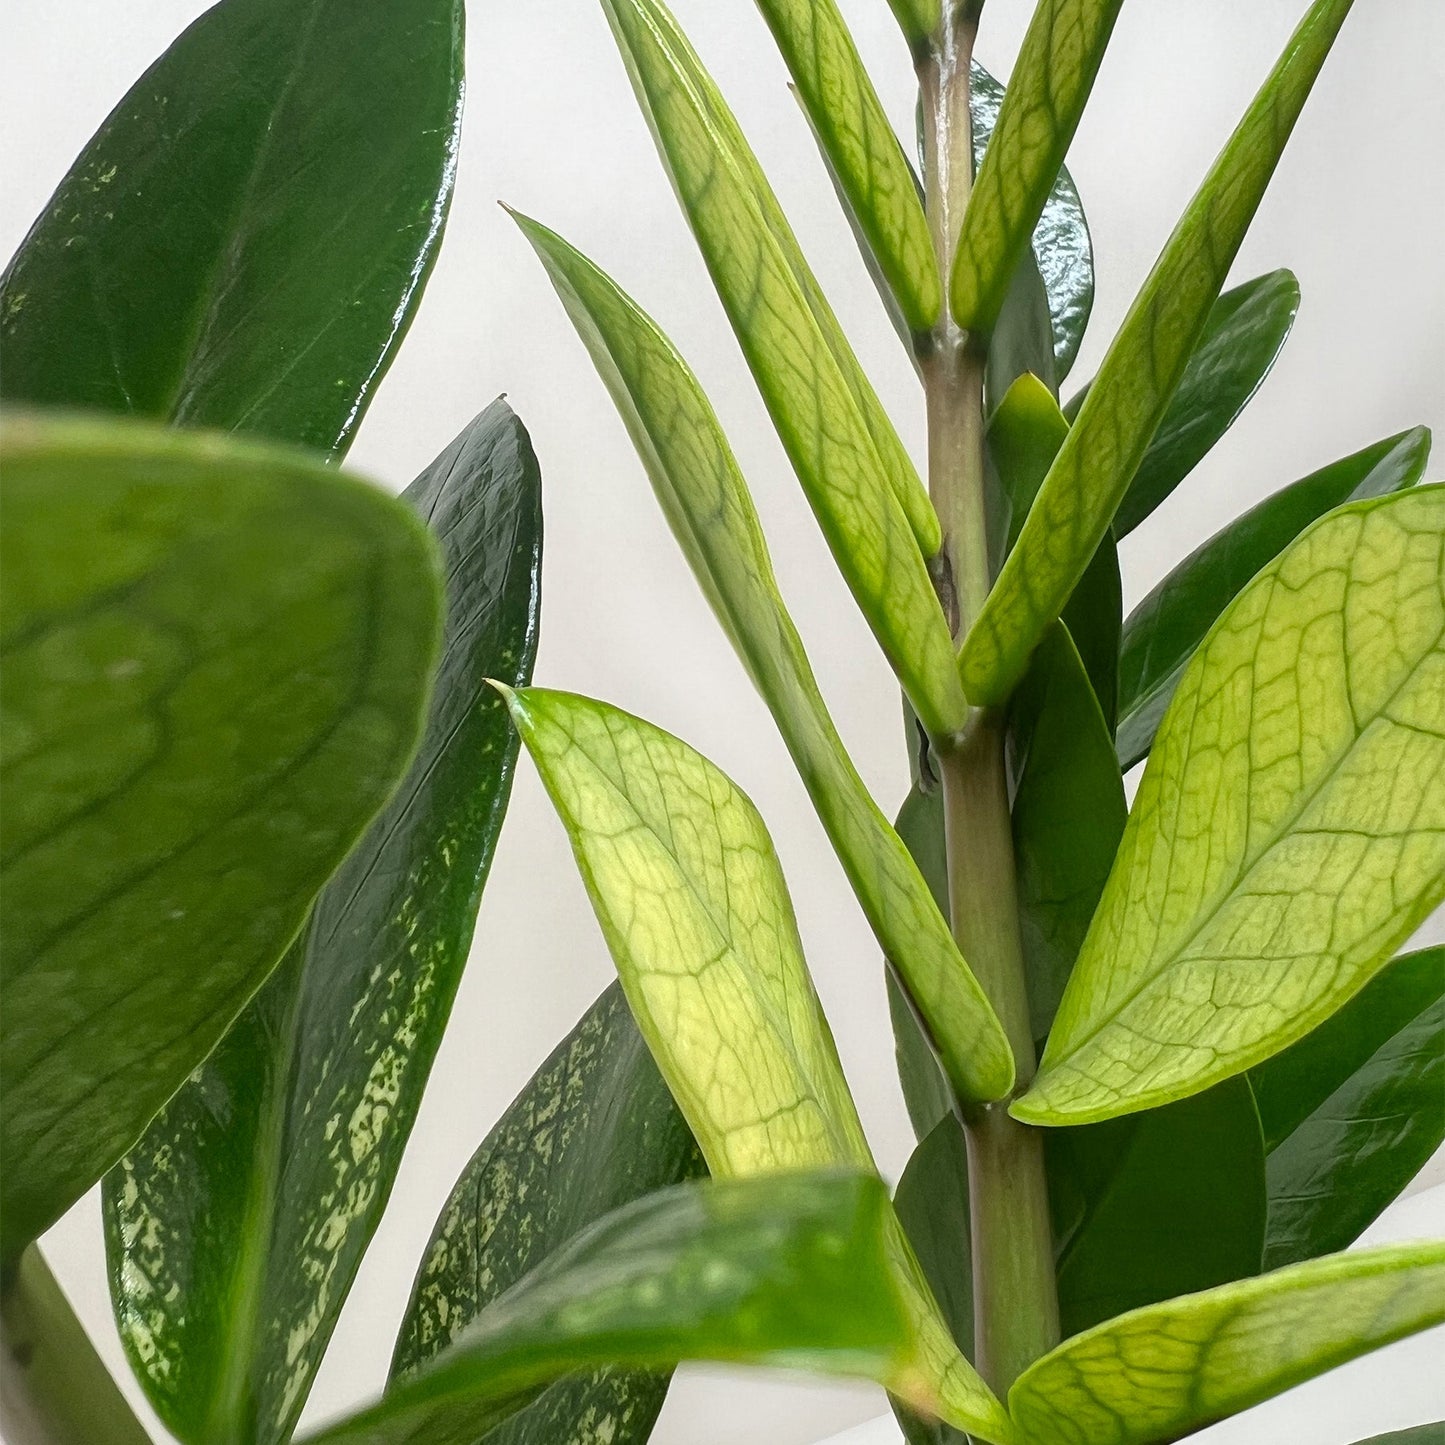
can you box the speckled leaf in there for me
[1016,487,1445,1126]
[1116,426,1431,769]
[1009,1242,1445,1445]
[516,214,1010,1107]
[391,982,702,1445]
[0,415,441,1259]
[961,0,1355,707]
[503,687,1014,1444]
[0,0,462,455]
[752,0,938,330]
[1250,946,1444,1270]
[602,0,965,735]
[102,403,540,1445]
[952,0,1120,349]
[306,1173,932,1445]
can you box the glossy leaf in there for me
[601,0,966,734]
[391,983,702,1445]
[1251,946,1444,1269]
[1009,1241,1445,1445]
[307,1173,932,1445]
[503,688,1013,1443]
[969,63,1094,382]
[753,0,938,330]
[1116,426,1432,769]
[951,0,1121,347]
[101,403,539,1444]
[961,0,1356,707]
[1016,487,1445,1126]
[516,214,1011,1107]
[0,0,463,455]
[0,414,441,1257]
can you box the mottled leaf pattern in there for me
[517,214,1010,1106]
[103,404,539,1444]
[1018,488,1445,1125]
[0,415,441,1257]
[1009,1242,1445,1445]
[961,0,1356,706]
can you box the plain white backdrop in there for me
[3,2,1443,1442]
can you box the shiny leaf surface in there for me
[0,0,463,455]
[1250,946,1444,1269]
[952,0,1121,346]
[101,403,539,1443]
[752,0,938,329]
[504,687,1012,1443]
[602,0,965,733]
[306,1173,930,1445]
[1009,1242,1445,1445]
[1116,425,1431,769]
[1017,488,1445,1125]
[517,214,1011,1107]
[391,982,702,1445]
[0,415,441,1257]
[961,0,1355,706]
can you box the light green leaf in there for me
[961,0,1356,707]
[601,0,965,735]
[752,0,938,330]
[101,403,540,1444]
[885,0,939,51]
[1016,487,1445,1126]
[304,1173,934,1445]
[0,413,441,1257]
[951,0,1122,342]
[0,0,463,456]
[390,982,702,1445]
[1116,426,1431,770]
[516,214,1011,1106]
[1009,1241,1445,1445]
[503,687,1014,1444]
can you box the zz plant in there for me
[0,0,1440,1443]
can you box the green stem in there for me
[919,4,1061,1397]
[0,1246,152,1445]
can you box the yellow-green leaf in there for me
[503,687,1015,1445]
[516,213,1011,1106]
[950,0,1122,340]
[601,0,964,735]
[885,0,939,51]
[960,0,1356,706]
[1015,487,1445,1126]
[751,0,939,330]
[1010,1241,1445,1445]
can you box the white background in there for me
[3,1,1443,1442]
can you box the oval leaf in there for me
[102,403,539,1444]
[515,214,1010,1106]
[1117,425,1432,769]
[1009,1242,1445,1445]
[0,414,442,1256]
[0,0,463,455]
[960,0,1356,707]
[1016,487,1445,1126]
[391,982,702,1445]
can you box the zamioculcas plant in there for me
[0,1,1440,1444]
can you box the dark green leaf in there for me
[1349,1428,1445,1445]
[0,413,442,1257]
[391,982,703,1445]
[303,1173,931,1445]
[103,403,539,1444]
[1116,426,1431,769]
[1250,946,1444,1270]
[0,0,463,454]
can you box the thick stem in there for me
[1,1247,152,1445]
[919,3,1061,1396]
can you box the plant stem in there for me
[0,1246,152,1445]
[919,4,1061,1396]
